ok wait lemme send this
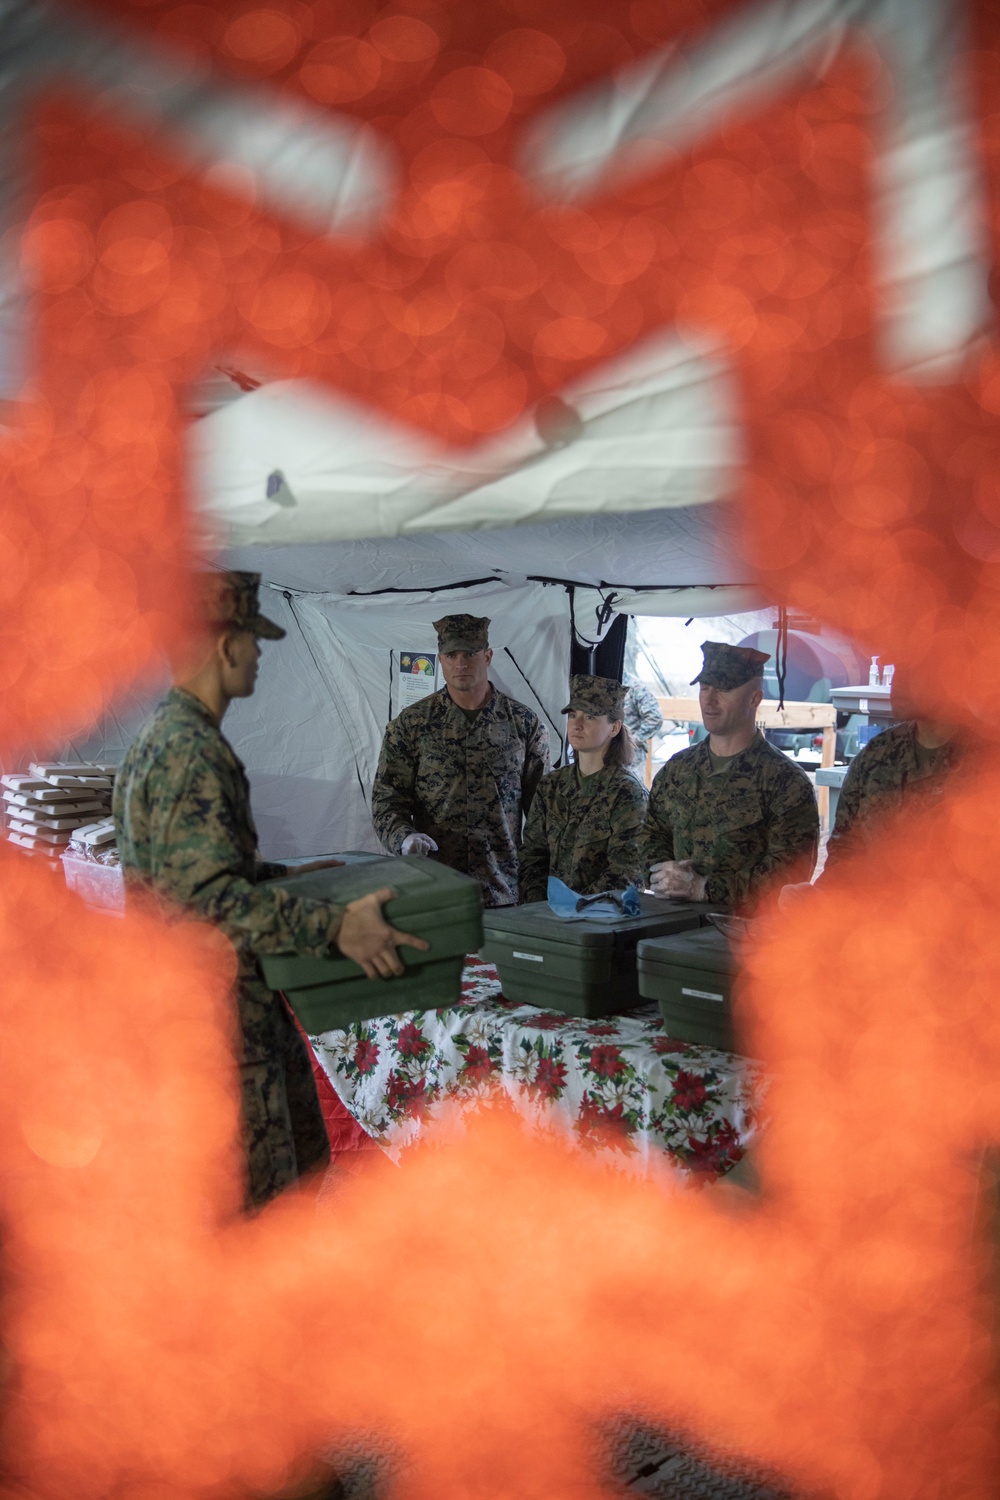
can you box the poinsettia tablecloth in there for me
[309,959,764,1178]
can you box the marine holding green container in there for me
[259,857,484,1036]
[519,674,648,903]
[114,570,429,1212]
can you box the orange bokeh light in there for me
[0,2,999,1497]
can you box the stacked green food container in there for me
[636,926,738,1051]
[259,856,483,1033]
[480,896,717,1019]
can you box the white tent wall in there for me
[220,576,572,861]
[49,501,761,858]
[0,667,173,783]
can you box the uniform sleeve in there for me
[821,751,868,875]
[703,771,818,908]
[370,713,419,855]
[518,782,551,903]
[604,778,649,891]
[641,764,677,869]
[521,713,551,817]
[629,686,664,742]
[151,752,343,957]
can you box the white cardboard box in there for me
[4,796,105,819]
[8,821,72,844]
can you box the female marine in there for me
[519,674,648,903]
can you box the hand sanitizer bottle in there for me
[882,663,895,692]
[868,655,880,687]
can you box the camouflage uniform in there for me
[643,643,817,909]
[642,732,818,909]
[624,681,664,764]
[824,721,966,873]
[520,675,646,901]
[372,611,549,907]
[371,686,550,908]
[113,573,343,1209]
[520,765,648,901]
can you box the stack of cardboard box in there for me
[2,764,116,859]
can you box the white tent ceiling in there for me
[190,332,741,547]
[2,0,987,854]
[0,0,988,539]
[219,504,752,596]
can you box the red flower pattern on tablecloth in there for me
[354,1036,380,1075]
[386,1070,427,1119]
[672,1069,709,1113]
[459,1044,495,1087]
[651,1034,696,1057]
[588,1043,627,1079]
[398,1020,429,1058]
[310,964,760,1175]
[533,1055,568,1100]
[683,1120,743,1175]
[576,1096,638,1153]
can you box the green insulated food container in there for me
[259,856,483,1033]
[480,897,716,1019]
[636,927,738,1051]
[280,851,385,868]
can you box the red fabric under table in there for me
[308,1040,379,1158]
[284,997,379,1164]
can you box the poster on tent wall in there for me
[395,651,440,713]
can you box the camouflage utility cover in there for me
[113,687,339,1206]
[691,640,769,690]
[199,569,285,640]
[519,762,648,904]
[824,721,966,873]
[434,614,490,653]
[642,731,818,909]
[562,673,627,720]
[371,685,550,907]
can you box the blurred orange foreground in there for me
[0,797,999,1500]
[2,0,1000,1496]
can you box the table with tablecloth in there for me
[308,959,764,1178]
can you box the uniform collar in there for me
[696,728,764,766]
[166,686,223,730]
[573,760,614,796]
[444,682,497,717]
[905,721,964,765]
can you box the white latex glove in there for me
[778,881,814,911]
[650,859,708,902]
[401,833,438,856]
